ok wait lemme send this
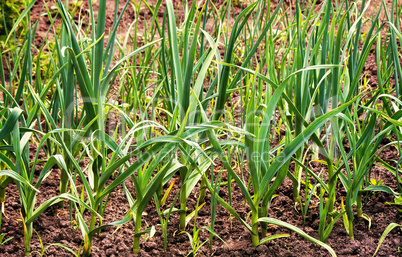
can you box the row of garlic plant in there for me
[0,0,401,256]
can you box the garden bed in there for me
[1,0,401,256]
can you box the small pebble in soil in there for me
[257,244,268,252]
[10,201,19,209]
[60,219,70,228]
[145,241,158,251]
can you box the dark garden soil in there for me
[1,157,401,257]
[1,0,402,256]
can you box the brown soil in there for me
[0,159,401,257]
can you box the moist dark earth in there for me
[1,0,402,256]
[1,162,401,256]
